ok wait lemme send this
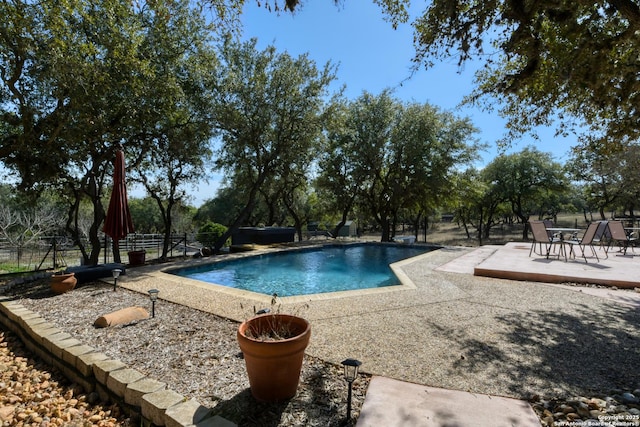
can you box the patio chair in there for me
[528,220,564,260]
[543,219,556,240]
[592,220,610,256]
[607,220,638,255]
[564,222,600,262]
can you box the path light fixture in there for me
[111,269,122,291]
[148,289,159,318]
[341,358,362,423]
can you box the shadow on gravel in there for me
[442,300,640,397]
[1,277,114,300]
[211,362,354,427]
[1,277,55,300]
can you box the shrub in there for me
[196,221,228,248]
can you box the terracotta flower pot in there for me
[237,314,311,402]
[127,250,146,266]
[51,273,77,294]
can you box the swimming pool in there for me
[170,244,434,297]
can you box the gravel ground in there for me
[1,277,369,427]
[0,328,133,427]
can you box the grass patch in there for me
[0,263,34,274]
[422,214,588,247]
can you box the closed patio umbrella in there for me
[103,146,134,264]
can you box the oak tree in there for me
[210,38,336,250]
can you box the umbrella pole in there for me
[113,239,122,264]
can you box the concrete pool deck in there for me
[118,243,640,426]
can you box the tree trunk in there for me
[423,217,427,242]
[66,188,90,264]
[87,194,104,265]
[462,219,470,239]
[390,213,397,240]
[521,217,530,240]
[214,183,262,252]
[285,204,304,242]
[477,211,483,246]
[329,194,356,239]
[380,217,392,242]
[483,223,492,240]
[162,207,173,259]
[411,212,422,241]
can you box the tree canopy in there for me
[316,91,479,241]
[566,138,640,219]
[374,0,640,146]
[482,146,568,238]
[5,0,640,256]
[249,0,640,147]
[0,0,226,263]
[209,38,337,250]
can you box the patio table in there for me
[545,227,580,261]
[546,227,580,240]
[545,228,581,261]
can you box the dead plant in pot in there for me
[237,294,311,402]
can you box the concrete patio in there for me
[468,242,640,289]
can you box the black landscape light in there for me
[148,289,159,318]
[341,358,362,423]
[111,269,122,291]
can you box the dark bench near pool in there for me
[64,263,126,285]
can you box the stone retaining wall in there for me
[0,296,236,427]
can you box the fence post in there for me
[17,235,22,269]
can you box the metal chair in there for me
[564,222,600,262]
[607,220,638,255]
[592,220,610,257]
[528,220,564,260]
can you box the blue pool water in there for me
[170,244,433,297]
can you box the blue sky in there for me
[174,1,580,205]
[240,0,579,156]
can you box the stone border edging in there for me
[0,295,236,427]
